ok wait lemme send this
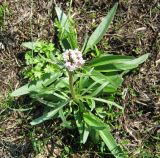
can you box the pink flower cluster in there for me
[62,49,85,71]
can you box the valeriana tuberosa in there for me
[63,49,85,71]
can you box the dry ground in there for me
[0,0,160,157]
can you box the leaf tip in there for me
[30,121,36,126]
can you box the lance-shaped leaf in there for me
[55,6,69,31]
[83,112,127,158]
[88,54,134,67]
[55,6,78,49]
[30,100,68,125]
[83,96,123,110]
[84,67,123,92]
[84,3,118,53]
[21,42,38,49]
[88,53,150,72]
[11,73,62,97]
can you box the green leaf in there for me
[53,92,68,101]
[83,112,110,131]
[74,110,84,144]
[81,81,98,95]
[81,33,89,53]
[85,67,117,86]
[55,77,69,89]
[96,107,107,119]
[85,99,96,111]
[122,53,150,65]
[83,96,123,110]
[11,73,62,97]
[84,68,123,92]
[84,3,118,52]
[91,82,109,97]
[95,45,100,57]
[55,6,69,31]
[30,101,68,125]
[88,53,150,72]
[21,42,38,49]
[83,112,126,158]
[36,98,63,108]
[59,108,72,128]
[55,6,78,49]
[88,54,134,67]
[90,99,96,111]
[78,68,94,92]
[82,123,90,144]
[103,74,123,93]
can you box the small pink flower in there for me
[62,49,85,71]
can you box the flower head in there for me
[62,49,85,71]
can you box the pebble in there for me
[0,42,5,50]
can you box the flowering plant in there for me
[12,3,149,158]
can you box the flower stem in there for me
[68,71,76,100]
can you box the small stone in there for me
[0,42,5,50]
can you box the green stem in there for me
[68,71,76,100]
